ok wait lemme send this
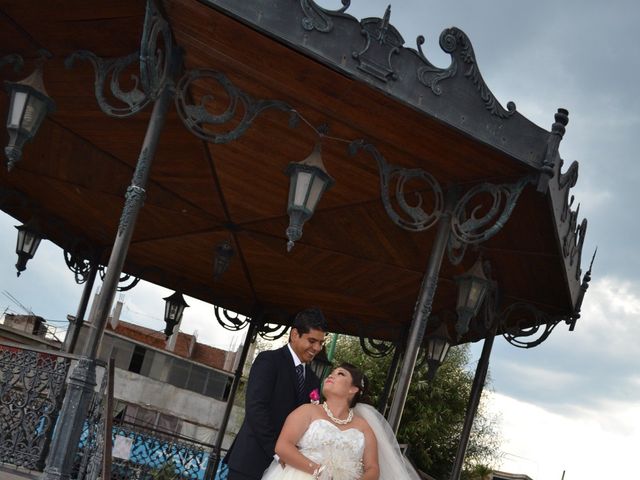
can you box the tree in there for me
[333,336,501,480]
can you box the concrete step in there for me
[0,465,41,479]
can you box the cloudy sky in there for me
[1,1,639,479]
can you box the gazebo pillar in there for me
[449,322,497,480]
[41,47,182,480]
[377,342,403,415]
[387,192,455,432]
[62,257,98,353]
[205,315,261,479]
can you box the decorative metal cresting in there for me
[300,0,351,33]
[297,2,517,119]
[501,248,596,348]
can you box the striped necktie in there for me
[295,364,305,401]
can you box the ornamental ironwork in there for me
[0,53,23,72]
[214,306,250,332]
[0,345,70,470]
[72,364,109,480]
[359,336,395,358]
[98,265,142,292]
[348,140,444,232]
[352,6,403,83]
[300,0,351,33]
[448,176,533,265]
[175,69,298,144]
[65,0,173,117]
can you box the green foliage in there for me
[333,336,501,480]
[151,462,178,480]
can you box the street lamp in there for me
[425,321,451,381]
[284,142,334,252]
[163,291,189,338]
[213,240,234,281]
[14,219,43,276]
[4,59,55,171]
[454,257,491,338]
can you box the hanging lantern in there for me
[454,257,491,338]
[163,291,189,338]
[284,143,334,251]
[213,240,235,281]
[4,60,55,171]
[425,322,451,381]
[15,219,43,277]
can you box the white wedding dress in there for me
[261,405,420,480]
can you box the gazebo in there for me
[0,1,590,479]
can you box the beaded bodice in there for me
[297,419,365,480]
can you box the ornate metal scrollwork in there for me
[500,303,566,349]
[214,306,250,332]
[300,0,351,33]
[97,265,141,292]
[64,247,94,284]
[413,28,516,118]
[175,69,298,144]
[414,36,456,96]
[352,6,404,83]
[359,336,394,358]
[0,53,24,72]
[448,176,533,265]
[349,140,444,232]
[258,323,290,341]
[65,0,174,117]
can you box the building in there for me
[0,312,62,349]
[74,299,244,448]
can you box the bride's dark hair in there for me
[338,362,370,408]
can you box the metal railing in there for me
[0,341,108,478]
[0,341,72,470]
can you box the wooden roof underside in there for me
[0,0,584,344]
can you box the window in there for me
[128,345,146,374]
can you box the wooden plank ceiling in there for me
[0,0,571,344]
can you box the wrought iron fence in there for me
[108,421,218,480]
[0,342,71,470]
[72,363,109,480]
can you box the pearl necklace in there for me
[322,401,354,425]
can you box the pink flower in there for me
[309,388,320,404]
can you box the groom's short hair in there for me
[292,307,328,335]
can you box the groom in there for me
[226,308,328,480]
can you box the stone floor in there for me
[0,465,41,479]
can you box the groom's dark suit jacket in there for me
[226,344,320,479]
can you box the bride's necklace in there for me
[322,401,353,425]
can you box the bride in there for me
[261,363,420,480]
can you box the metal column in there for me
[41,47,181,480]
[205,318,260,479]
[387,192,455,433]
[449,326,496,480]
[62,258,98,354]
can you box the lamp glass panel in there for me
[305,174,326,212]
[293,171,312,207]
[456,280,471,309]
[23,233,41,257]
[9,91,27,127]
[22,95,46,134]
